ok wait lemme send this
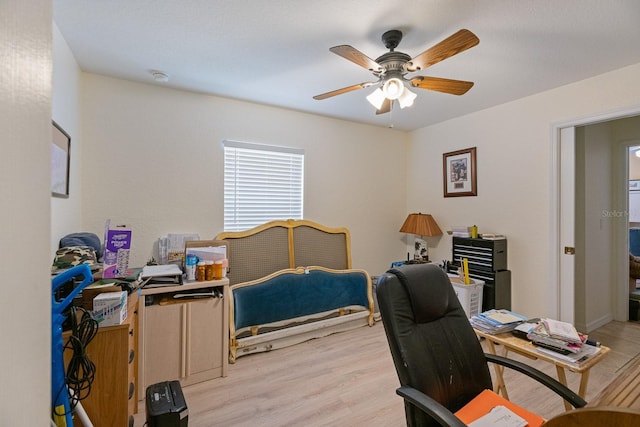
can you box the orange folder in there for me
[454,389,545,426]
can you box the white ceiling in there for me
[53,0,640,132]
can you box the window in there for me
[223,140,304,231]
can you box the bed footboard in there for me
[229,266,374,362]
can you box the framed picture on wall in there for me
[630,180,640,191]
[443,147,477,197]
[51,121,70,198]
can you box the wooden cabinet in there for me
[138,279,229,400]
[63,292,138,427]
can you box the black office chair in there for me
[376,263,587,427]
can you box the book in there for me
[480,309,528,325]
[455,389,544,427]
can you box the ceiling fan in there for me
[313,29,479,114]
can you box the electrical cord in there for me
[62,306,99,413]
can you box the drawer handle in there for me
[129,329,134,336]
[128,382,135,400]
[129,349,135,364]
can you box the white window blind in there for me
[223,140,304,231]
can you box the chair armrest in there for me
[396,386,467,427]
[485,353,587,408]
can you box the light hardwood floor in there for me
[133,320,640,426]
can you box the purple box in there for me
[103,222,132,278]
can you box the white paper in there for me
[542,318,581,342]
[468,405,527,427]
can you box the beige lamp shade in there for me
[399,213,442,237]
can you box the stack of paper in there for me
[141,264,183,287]
[527,318,584,354]
[451,226,471,237]
[537,343,601,366]
[470,309,528,334]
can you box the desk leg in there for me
[577,369,590,400]
[555,366,572,411]
[485,340,509,400]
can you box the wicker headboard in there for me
[216,219,351,285]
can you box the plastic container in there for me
[213,260,223,280]
[221,258,228,278]
[204,260,214,281]
[196,261,206,282]
[185,255,197,281]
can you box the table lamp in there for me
[399,213,442,262]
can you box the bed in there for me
[216,219,374,362]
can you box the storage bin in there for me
[449,277,484,318]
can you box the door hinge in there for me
[564,246,575,255]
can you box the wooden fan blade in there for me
[408,29,479,72]
[330,45,382,72]
[376,98,392,115]
[313,82,375,100]
[411,76,474,95]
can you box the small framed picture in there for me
[51,121,70,198]
[443,147,477,197]
[630,180,640,191]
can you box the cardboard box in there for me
[103,221,132,278]
[81,284,121,310]
[93,291,127,327]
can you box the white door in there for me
[559,126,575,323]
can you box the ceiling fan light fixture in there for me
[398,87,417,109]
[382,77,404,100]
[366,88,386,110]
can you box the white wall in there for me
[0,0,52,424]
[79,74,408,275]
[408,63,640,319]
[52,24,83,256]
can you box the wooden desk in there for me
[475,329,610,410]
[588,353,640,410]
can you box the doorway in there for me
[554,112,640,332]
[628,145,640,321]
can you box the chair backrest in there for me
[377,263,493,427]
